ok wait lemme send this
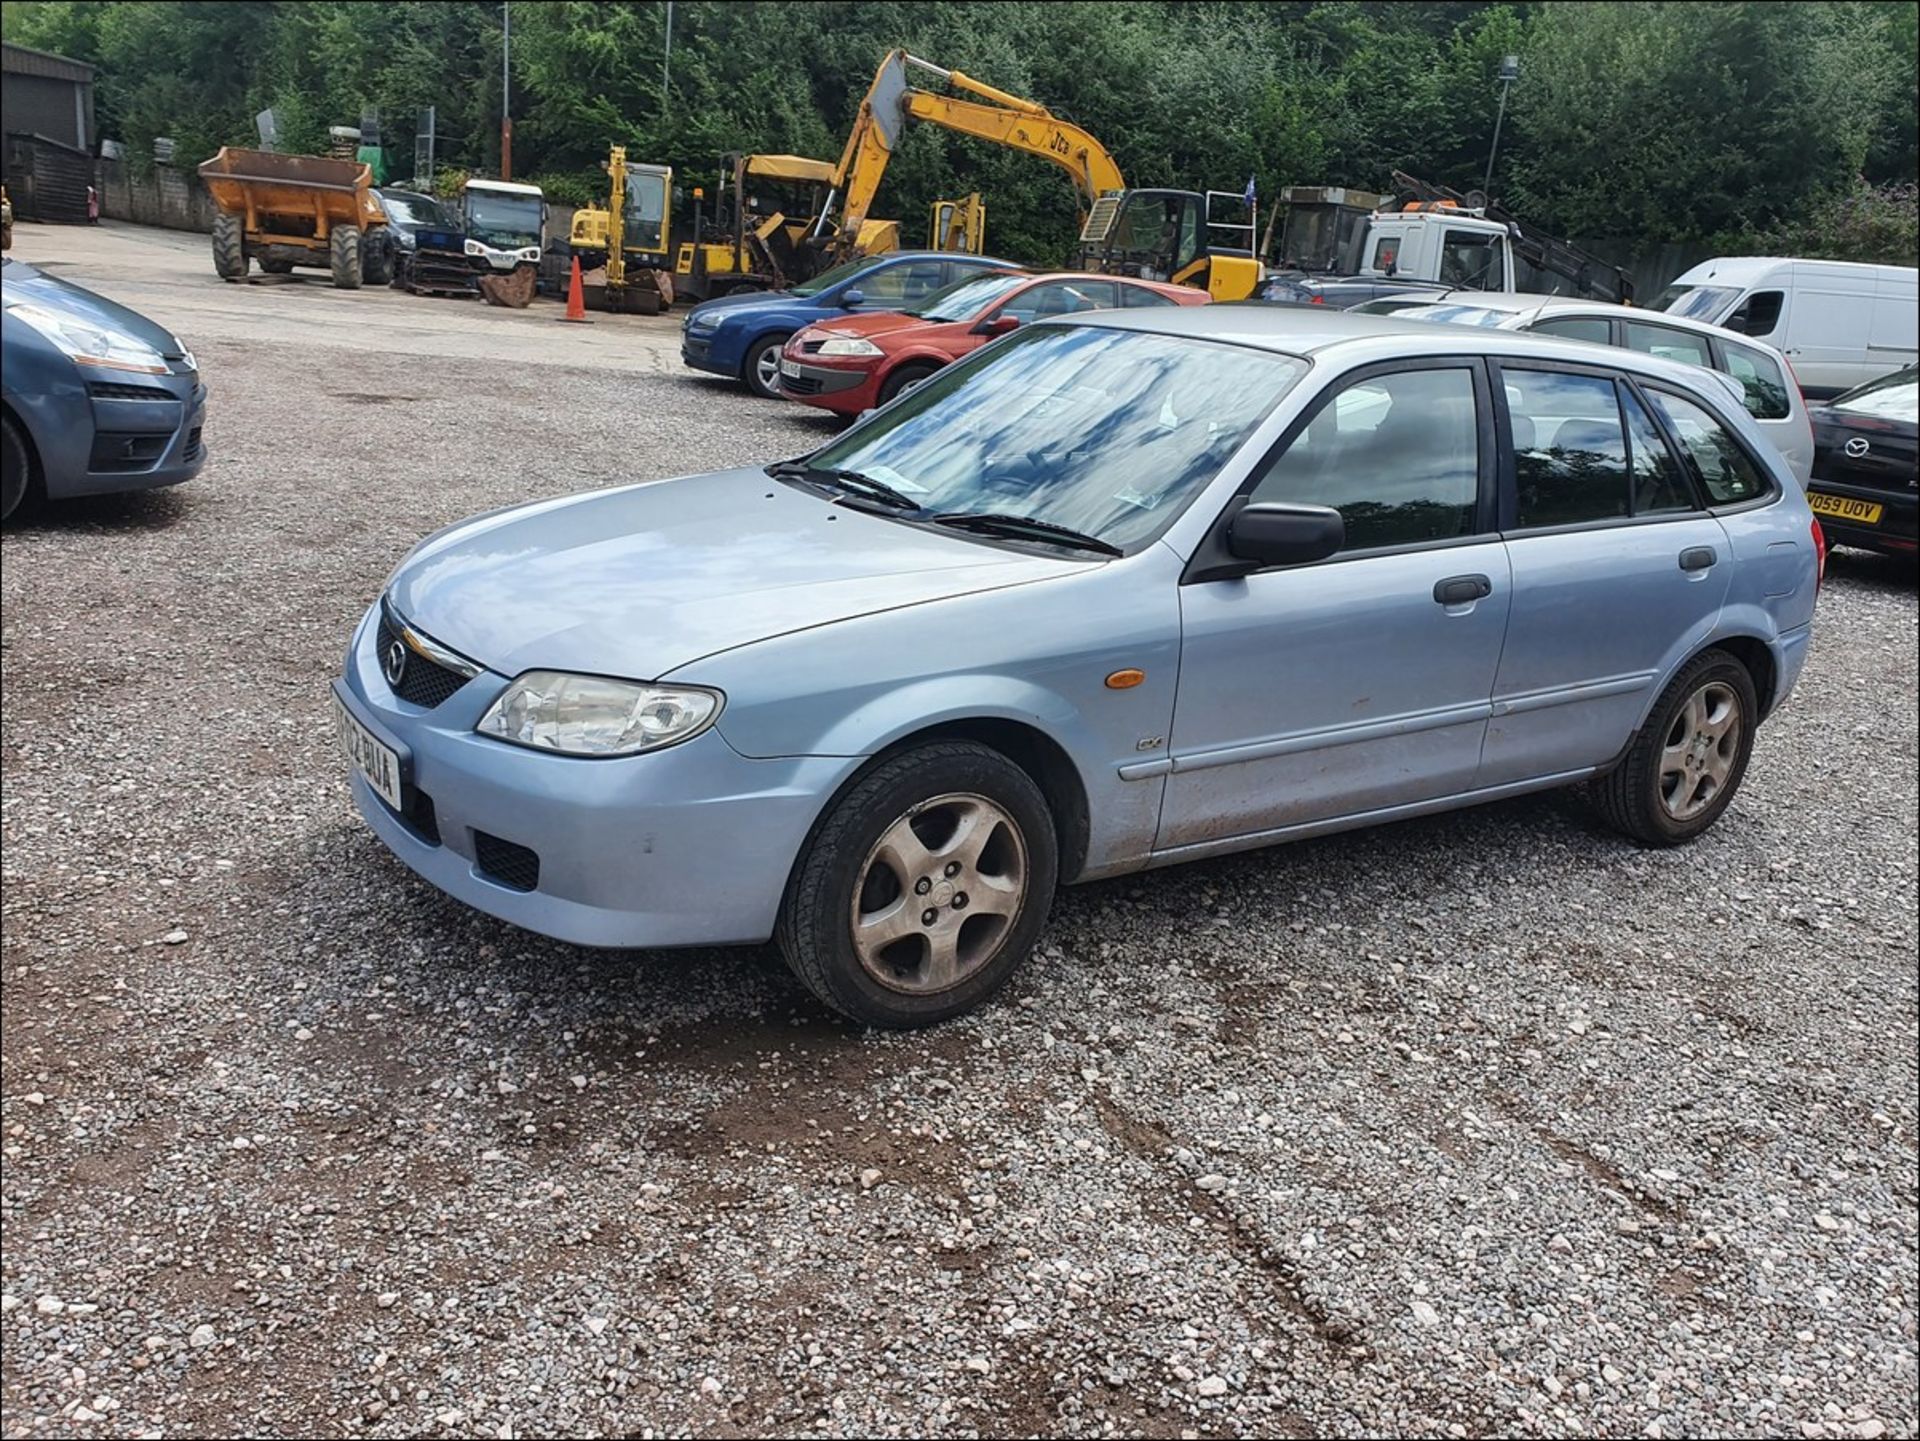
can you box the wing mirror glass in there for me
[1226,502,1345,567]
[840,287,865,308]
[974,314,1020,336]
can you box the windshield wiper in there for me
[767,461,922,512]
[930,511,1123,557]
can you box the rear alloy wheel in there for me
[1592,649,1758,846]
[878,362,938,404]
[777,742,1058,1028]
[2,414,31,523]
[742,333,791,399]
[329,225,363,289]
[211,213,247,281]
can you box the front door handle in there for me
[1433,574,1493,605]
[1679,546,1717,572]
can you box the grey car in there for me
[2,255,206,521]
[338,308,1820,1027]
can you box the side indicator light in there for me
[1105,669,1146,690]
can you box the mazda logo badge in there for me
[383,639,409,686]
[1844,436,1870,458]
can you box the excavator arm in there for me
[828,50,1125,258]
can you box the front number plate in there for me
[780,358,802,379]
[1808,491,1882,525]
[334,694,403,810]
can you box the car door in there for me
[993,279,1118,326]
[1157,360,1511,851]
[848,258,949,311]
[1480,361,1732,787]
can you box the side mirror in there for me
[1226,503,1344,568]
[840,287,865,308]
[973,314,1020,336]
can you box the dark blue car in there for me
[680,250,1020,398]
[2,256,207,522]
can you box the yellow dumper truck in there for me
[197,147,393,288]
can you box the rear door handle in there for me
[1433,574,1493,605]
[1679,546,1717,572]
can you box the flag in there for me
[1243,174,1257,208]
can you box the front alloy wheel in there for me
[778,741,1058,1027]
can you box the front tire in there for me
[2,414,31,523]
[329,225,363,289]
[878,362,939,404]
[211,214,247,281]
[1591,649,1759,846]
[742,333,792,399]
[777,741,1059,1028]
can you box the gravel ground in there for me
[3,252,1917,1439]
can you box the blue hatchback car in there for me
[2,256,206,522]
[340,308,1819,1029]
[680,250,1020,398]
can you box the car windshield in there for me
[380,192,454,230]
[790,255,886,298]
[799,324,1308,552]
[1831,369,1918,422]
[1648,283,1740,320]
[465,193,542,249]
[1394,303,1514,327]
[908,272,1030,321]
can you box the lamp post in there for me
[1483,53,1519,199]
[500,1,512,181]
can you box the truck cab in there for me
[1357,206,1512,290]
[461,179,546,272]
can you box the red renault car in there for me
[777,270,1206,416]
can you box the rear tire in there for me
[361,231,394,286]
[742,332,792,399]
[329,225,363,289]
[879,362,939,404]
[776,741,1058,1028]
[2,413,32,523]
[211,214,247,281]
[1591,649,1759,846]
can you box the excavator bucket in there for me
[477,267,537,308]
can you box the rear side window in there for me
[1620,387,1695,514]
[1504,370,1630,527]
[1531,316,1611,344]
[1121,285,1177,308]
[1719,340,1791,420]
[1249,366,1480,550]
[1727,289,1783,338]
[858,260,948,303]
[1647,391,1770,505]
[1624,320,1711,368]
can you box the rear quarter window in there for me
[1719,341,1791,421]
[1646,390,1771,505]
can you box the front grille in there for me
[87,381,174,401]
[474,831,540,892]
[780,373,824,396]
[375,610,468,709]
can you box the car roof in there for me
[876,251,1019,264]
[1393,293,1799,358]
[1049,303,1746,393]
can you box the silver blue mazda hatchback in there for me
[336,308,1821,1027]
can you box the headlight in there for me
[5,302,169,374]
[816,335,883,358]
[686,312,719,333]
[477,672,722,757]
[464,239,485,256]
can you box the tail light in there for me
[1310,294,1325,305]
[1811,516,1827,592]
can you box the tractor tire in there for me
[361,232,394,287]
[211,214,248,282]
[329,225,364,289]
[2,413,33,524]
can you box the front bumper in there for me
[335,604,855,949]
[776,358,876,414]
[1806,478,1918,555]
[680,331,734,377]
[8,366,207,500]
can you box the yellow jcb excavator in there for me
[568,146,675,313]
[823,50,1263,301]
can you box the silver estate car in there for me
[1357,292,1816,486]
[336,308,1821,1027]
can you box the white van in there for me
[1649,258,1918,399]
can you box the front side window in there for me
[908,272,1030,322]
[1719,340,1791,420]
[1621,386,1696,514]
[1438,231,1502,289]
[803,327,1307,552]
[1726,290,1783,338]
[1647,390,1769,505]
[1249,367,1480,551]
[856,260,949,303]
[1505,370,1630,528]
[1624,320,1711,368]
[1531,316,1611,345]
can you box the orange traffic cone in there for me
[558,256,591,323]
